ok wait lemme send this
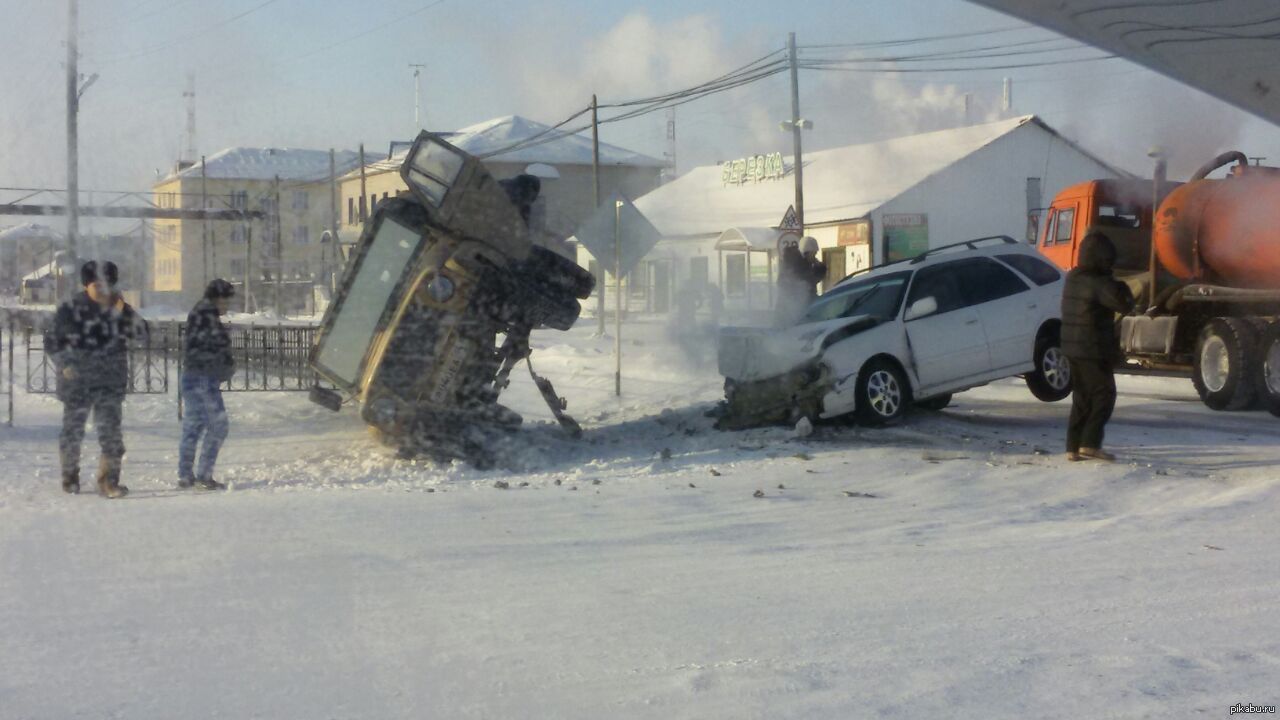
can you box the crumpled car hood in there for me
[718,315,875,381]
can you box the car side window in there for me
[996,253,1061,286]
[906,262,967,316]
[959,257,1030,304]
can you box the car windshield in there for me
[801,272,911,324]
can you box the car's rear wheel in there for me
[915,393,952,411]
[855,358,909,426]
[1026,332,1072,402]
[1193,317,1257,411]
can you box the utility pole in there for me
[273,175,282,316]
[328,148,338,288]
[358,143,368,223]
[65,0,79,294]
[410,63,427,129]
[201,155,209,286]
[614,199,623,397]
[786,32,807,231]
[592,94,605,335]
[664,106,677,182]
[244,224,254,313]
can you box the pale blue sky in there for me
[2,0,1275,194]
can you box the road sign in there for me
[574,193,661,277]
[778,205,801,231]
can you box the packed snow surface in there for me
[1,321,1277,718]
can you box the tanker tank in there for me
[1153,151,1280,289]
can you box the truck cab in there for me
[1036,179,1175,275]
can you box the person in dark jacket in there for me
[46,260,142,497]
[1060,232,1134,461]
[178,279,236,490]
[774,236,828,326]
[799,236,828,302]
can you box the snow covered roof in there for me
[0,223,63,244]
[167,148,361,183]
[634,115,1107,238]
[350,115,665,178]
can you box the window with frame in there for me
[997,253,1061,286]
[906,262,969,316]
[230,259,246,276]
[292,191,309,211]
[1053,208,1075,245]
[293,226,310,244]
[230,225,247,244]
[230,191,248,211]
[347,197,356,225]
[959,257,1030,304]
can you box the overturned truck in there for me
[307,132,595,467]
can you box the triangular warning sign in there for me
[778,205,801,231]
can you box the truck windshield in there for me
[314,217,425,385]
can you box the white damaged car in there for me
[716,236,1072,429]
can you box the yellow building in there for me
[150,148,359,311]
[338,116,664,249]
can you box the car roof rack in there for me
[908,235,1019,264]
[834,235,1019,285]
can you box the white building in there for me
[580,115,1123,318]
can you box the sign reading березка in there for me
[721,152,786,186]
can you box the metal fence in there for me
[23,325,170,395]
[4,316,326,424]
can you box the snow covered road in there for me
[2,324,1278,718]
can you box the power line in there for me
[93,0,286,65]
[284,0,449,64]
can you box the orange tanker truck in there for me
[1036,151,1280,416]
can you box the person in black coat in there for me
[1060,232,1134,461]
[46,260,144,497]
[178,279,237,490]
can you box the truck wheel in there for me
[1026,333,1072,402]
[1258,323,1280,418]
[915,393,952,411]
[855,358,909,426]
[1192,317,1257,411]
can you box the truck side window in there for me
[1054,208,1075,245]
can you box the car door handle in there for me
[964,319,979,326]
[1027,303,1038,310]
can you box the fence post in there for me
[6,320,13,427]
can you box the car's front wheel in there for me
[1026,333,1072,402]
[855,358,909,426]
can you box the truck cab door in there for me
[1039,204,1078,270]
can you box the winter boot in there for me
[193,476,226,491]
[97,457,129,499]
[61,469,81,494]
[1079,447,1116,462]
[177,475,196,489]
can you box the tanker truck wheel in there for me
[1192,317,1258,411]
[1258,323,1280,418]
